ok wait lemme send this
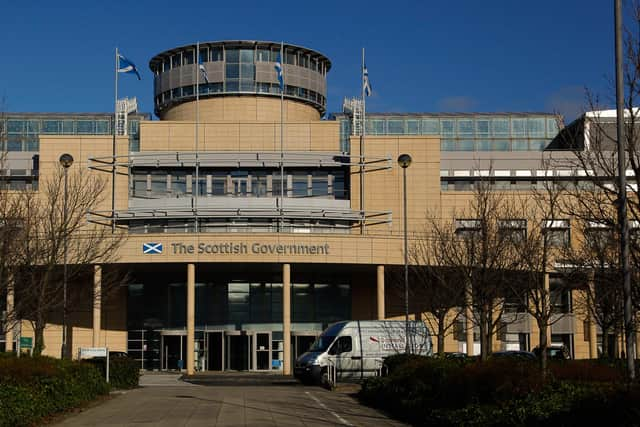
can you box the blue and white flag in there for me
[118,53,141,80]
[142,242,163,254]
[363,64,372,97]
[274,54,284,91]
[198,54,209,84]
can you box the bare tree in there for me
[10,167,125,356]
[404,225,466,356]
[431,179,524,361]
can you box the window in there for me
[499,219,527,243]
[183,50,194,65]
[455,219,481,240]
[171,54,181,69]
[42,120,61,134]
[406,120,419,135]
[211,47,223,61]
[491,118,509,137]
[512,118,526,137]
[527,118,546,137]
[544,220,570,248]
[387,120,404,134]
[441,119,455,136]
[457,119,474,137]
[476,119,490,137]
[585,220,613,251]
[421,119,439,134]
[550,277,571,314]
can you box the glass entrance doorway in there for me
[226,332,251,371]
[160,333,186,371]
[206,331,224,371]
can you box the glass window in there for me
[171,171,188,195]
[240,64,255,79]
[311,171,328,196]
[292,172,308,197]
[42,120,61,134]
[226,80,239,91]
[476,140,491,151]
[225,63,239,78]
[198,48,208,64]
[225,49,239,63]
[228,281,250,323]
[531,140,549,151]
[366,119,385,134]
[239,49,254,63]
[512,118,526,136]
[457,119,474,136]
[441,139,456,151]
[62,120,74,134]
[7,138,22,151]
[292,283,313,322]
[512,140,529,151]
[77,120,94,134]
[476,119,490,136]
[527,118,545,137]
[491,118,509,137]
[172,87,181,98]
[285,50,295,65]
[96,120,110,134]
[26,120,39,133]
[171,54,181,69]
[256,48,270,62]
[7,120,24,133]
[183,50,194,65]
[239,80,255,91]
[163,57,170,71]
[457,140,474,151]
[150,171,167,194]
[492,140,510,151]
[182,85,194,97]
[211,47,223,61]
[547,118,559,137]
[387,120,404,134]
[132,172,148,196]
[441,119,455,136]
[544,220,570,248]
[24,139,38,151]
[406,120,419,135]
[333,171,345,199]
[421,119,439,134]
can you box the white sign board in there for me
[78,347,108,359]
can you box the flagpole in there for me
[195,42,200,233]
[280,41,285,232]
[360,47,366,235]
[112,47,118,233]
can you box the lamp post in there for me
[397,153,412,353]
[59,153,73,359]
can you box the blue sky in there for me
[0,0,619,121]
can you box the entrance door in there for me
[226,332,252,371]
[206,332,224,371]
[254,332,271,370]
[161,335,186,371]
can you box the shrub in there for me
[0,356,109,427]
[85,356,140,389]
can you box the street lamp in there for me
[397,153,412,353]
[59,153,73,359]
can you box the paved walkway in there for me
[54,372,406,426]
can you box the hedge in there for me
[359,356,640,426]
[0,354,110,427]
[85,356,140,389]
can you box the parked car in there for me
[532,345,571,360]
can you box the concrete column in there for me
[283,263,291,375]
[92,265,102,347]
[376,265,385,320]
[5,281,14,352]
[186,263,195,375]
[465,282,474,356]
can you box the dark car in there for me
[532,346,571,360]
[491,350,537,360]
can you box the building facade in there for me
[0,40,628,373]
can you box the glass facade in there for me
[337,114,560,153]
[1,115,147,152]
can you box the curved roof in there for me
[149,40,332,71]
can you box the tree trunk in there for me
[539,322,549,380]
[480,310,489,361]
[602,326,610,358]
[32,319,46,356]
[437,314,446,356]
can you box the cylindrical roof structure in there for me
[150,40,332,119]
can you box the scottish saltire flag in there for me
[118,54,141,80]
[198,55,209,83]
[142,242,163,254]
[363,65,372,97]
[274,54,284,90]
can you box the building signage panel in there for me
[142,241,330,256]
[19,337,32,349]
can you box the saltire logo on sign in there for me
[143,242,163,254]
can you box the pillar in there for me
[283,263,291,375]
[5,281,14,352]
[376,265,385,320]
[92,265,102,347]
[465,282,474,355]
[186,263,195,375]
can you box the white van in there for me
[294,320,432,384]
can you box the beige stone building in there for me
[0,40,626,374]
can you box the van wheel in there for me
[320,368,331,389]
